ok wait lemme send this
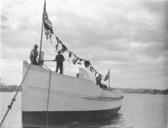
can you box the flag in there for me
[72,58,79,64]
[55,36,60,51]
[69,52,72,58]
[43,0,53,40]
[59,44,67,53]
[84,60,91,68]
[104,70,110,81]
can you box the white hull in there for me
[22,61,123,126]
[22,61,123,112]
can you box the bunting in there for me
[77,58,83,65]
[42,1,105,79]
[69,52,72,58]
[55,36,60,51]
[72,58,79,64]
[53,35,104,78]
[59,44,67,53]
[84,60,91,68]
[90,66,94,72]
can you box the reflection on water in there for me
[0,92,166,128]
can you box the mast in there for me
[109,70,110,88]
[38,0,46,64]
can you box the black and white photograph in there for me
[0,0,168,128]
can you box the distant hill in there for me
[108,88,168,95]
[0,85,167,95]
[0,85,22,92]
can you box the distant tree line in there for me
[0,85,168,95]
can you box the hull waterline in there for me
[22,107,121,127]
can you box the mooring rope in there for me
[46,70,52,128]
[0,64,31,127]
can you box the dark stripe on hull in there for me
[22,106,121,128]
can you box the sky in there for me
[0,0,168,89]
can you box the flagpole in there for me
[109,70,110,88]
[39,0,46,64]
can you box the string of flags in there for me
[42,1,110,81]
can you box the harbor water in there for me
[0,92,167,128]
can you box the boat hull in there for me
[22,61,123,127]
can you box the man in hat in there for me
[54,51,65,74]
[30,44,38,65]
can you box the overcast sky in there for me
[0,0,167,89]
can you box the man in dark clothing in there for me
[30,44,38,65]
[96,75,102,86]
[96,75,107,89]
[54,51,65,74]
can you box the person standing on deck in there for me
[29,44,38,65]
[96,74,102,86]
[54,51,65,74]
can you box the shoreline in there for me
[0,85,167,95]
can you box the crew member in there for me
[54,51,65,74]
[96,75,107,89]
[96,74,102,86]
[30,44,38,65]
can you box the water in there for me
[0,92,167,128]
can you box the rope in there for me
[0,64,31,127]
[43,59,54,62]
[43,64,51,70]
[46,70,52,128]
